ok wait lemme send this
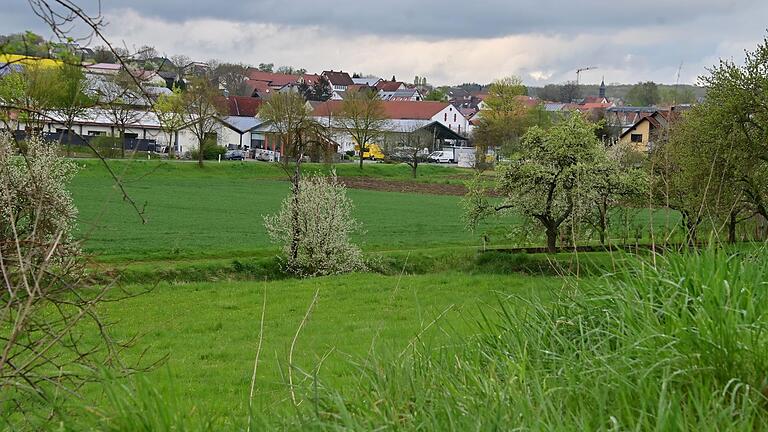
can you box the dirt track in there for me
[338,177,469,196]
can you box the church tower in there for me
[599,77,606,99]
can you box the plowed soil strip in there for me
[339,177,468,196]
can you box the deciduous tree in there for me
[465,114,606,252]
[180,77,226,167]
[335,88,389,169]
[626,81,660,106]
[260,92,333,264]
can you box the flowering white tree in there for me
[264,173,366,277]
[0,132,130,416]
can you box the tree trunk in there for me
[359,144,365,170]
[728,211,738,244]
[289,166,302,263]
[411,161,417,178]
[683,214,698,248]
[198,137,204,167]
[598,204,607,246]
[545,226,558,253]
[120,127,125,159]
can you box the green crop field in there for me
[70,160,510,263]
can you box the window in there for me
[123,132,139,139]
[87,130,106,136]
[453,114,457,122]
[630,133,643,143]
[444,113,447,121]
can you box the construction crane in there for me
[576,66,598,85]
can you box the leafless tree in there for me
[97,70,145,158]
[335,88,389,169]
[180,76,227,166]
[382,125,434,178]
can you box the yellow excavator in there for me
[355,143,385,160]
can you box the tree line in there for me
[465,35,768,252]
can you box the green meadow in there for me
[18,159,759,431]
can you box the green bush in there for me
[90,135,123,158]
[190,143,227,160]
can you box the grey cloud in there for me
[4,0,759,39]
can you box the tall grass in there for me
[272,249,768,430]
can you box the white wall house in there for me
[6,108,226,156]
[311,100,470,153]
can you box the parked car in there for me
[427,151,453,163]
[224,150,245,161]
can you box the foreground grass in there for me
[269,250,768,431]
[80,271,563,428]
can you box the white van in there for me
[427,151,453,163]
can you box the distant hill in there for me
[528,83,707,103]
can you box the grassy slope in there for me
[94,271,563,426]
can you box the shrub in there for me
[190,143,227,160]
[90,135,123,158]
[264,173,366,277]
[0,132,124,426]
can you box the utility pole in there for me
[576,66,598,86]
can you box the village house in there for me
[352,76,382,87]
[310,100,470,153]
[617,106,691,152]
[322,70,354,92]
[245,69,320,98]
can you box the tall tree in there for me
[310,76,332,102]
[626,81,660,106]
[465,114,606,252]
[335,88,389,169]
[259,92,331,263]
[212,62,249,96]
[49,63,94,155]
[0,65,57,131]
[559,81,581,103]
[472,76,538,158]
[180,77,226,167]
[257,63,274,72]
[537,84,561,102]
[155,87,186,158]
[91,45,116,63]
[652,35,768,244]
[382,125,434,178]
[425,88,447,101]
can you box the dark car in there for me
[224,150,245,161]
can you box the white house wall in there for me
[431,105,469,135]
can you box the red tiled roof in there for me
[322,70,354,86]
[312,100,450,120]
[578,102,613,110]
[245,70,320,87]
[515,95,541,108]
[245,79,272,96]
[376,80,405,92]
[223,96,263,117]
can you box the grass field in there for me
[90,271,563,427]
[70,159,513,263]
[60,159,561,427]
[15,158,735,430]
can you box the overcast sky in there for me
[4,0,767,86]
